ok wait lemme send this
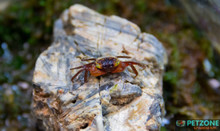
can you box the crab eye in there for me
[114,60,120,67]
[96,63,102,69]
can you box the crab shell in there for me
[95,57,120,72]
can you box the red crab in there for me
[70,56,145,83]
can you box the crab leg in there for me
[116,56,131,59]
[70,62,95,70]
[124,61,146,68]
[70,65,84,70]
[81,58,96,61]
[130,64,138,77]
[71,69,84,82]
[112,61,145,77]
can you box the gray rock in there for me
[32,4,167,131]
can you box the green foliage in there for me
[164,71,178,85]
[0,84,32,129]
[0,0,75,49]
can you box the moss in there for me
[110,84,118,93]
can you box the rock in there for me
[32,4,167,131]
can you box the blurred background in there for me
[0,0,220,130]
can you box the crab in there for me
[70,56,145,83]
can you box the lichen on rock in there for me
[32,4,167,131]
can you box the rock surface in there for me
[32,4,167,131]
